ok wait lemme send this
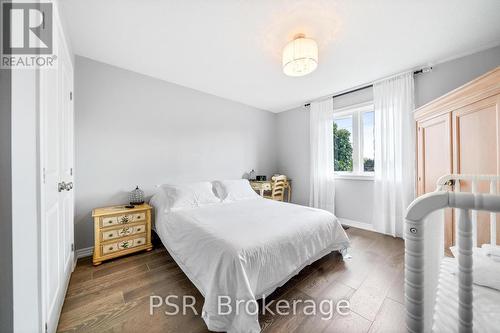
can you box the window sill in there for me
[334,173,374,181]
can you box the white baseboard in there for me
[76,246,93,259]
[339,218,375,232]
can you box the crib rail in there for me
[436,174,499,246]
[405,191,500,333]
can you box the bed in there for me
[150,180,350,333]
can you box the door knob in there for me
[58,181,73,192]
[58,181,67,192]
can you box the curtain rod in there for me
[304,67,432,107]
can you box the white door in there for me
[40,18,74,333]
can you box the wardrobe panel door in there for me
[453,95,500,246]
[417,113,453,248]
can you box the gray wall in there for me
[415,46,500,107]
[276,46,500,226]
[0,68,13,332]
[74,56,278,249]
[276,87,375,224]
[276,106,310,206]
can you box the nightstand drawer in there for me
[250,182,271,191]
[133,224,146,234]
[118,239,133,250]
[133,237,146,246]
[117,214,134,224]
[101,224,143,241]
[101,216,118,227]
[116,226,133,237]
[132,212,146,222]
[102,243,119,255]
[102,229,118,241]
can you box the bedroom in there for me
[1,0,500,332]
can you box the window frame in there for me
[333,102,375,180]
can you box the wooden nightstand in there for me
[91,203,153,265]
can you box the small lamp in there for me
[129,185,145,205]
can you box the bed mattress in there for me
[432,258,500,333]
[154,198,350,333]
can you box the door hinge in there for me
[42,168,46,184]
[71,243,74,252]
[70,91,73,101]
[45,322,48,333]
[70,167,73,176]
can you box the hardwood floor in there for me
[57,228,405,333]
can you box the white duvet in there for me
[153,197,350,333]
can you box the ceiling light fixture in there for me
[282,34,318,77]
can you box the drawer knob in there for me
[108,247,113,250]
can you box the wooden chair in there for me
[264,175,287,201]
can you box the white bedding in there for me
[432,258,500,333]
[153,197,350,333]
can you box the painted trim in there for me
[339,218,374,231]
[12,68,42,333]
[335,174,374,181]
[76,246,93,259]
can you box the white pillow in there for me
[161,182,220,212]
[450,246,500,291]
[213,179,260,202]
[149,189,168,229]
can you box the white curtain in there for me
[373,72,415,237]
[309,98,335,213]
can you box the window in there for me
[362,111,375,172]
[333,115,353,172]
[333,103,374,177]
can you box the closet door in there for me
[40,14,74,333]
[417,113,453,248]
[453,94,500,246]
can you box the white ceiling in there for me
[61,0,500,112]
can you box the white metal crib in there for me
[405,174,500,333]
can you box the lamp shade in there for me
[282,34,318,77]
